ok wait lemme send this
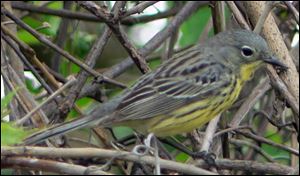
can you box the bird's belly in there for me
[145,79,243,137]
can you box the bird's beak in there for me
[263,56,288,70]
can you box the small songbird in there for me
[24,29,287,145]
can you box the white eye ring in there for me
[241,45,254,58]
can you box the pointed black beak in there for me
[263,56,288,70]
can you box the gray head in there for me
[208,29,287,69]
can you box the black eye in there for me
[241,46,254,57]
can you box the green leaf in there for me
[1,122,33,146]
[1,88,21,119]
[179,6,212,47]
[175,152,189,162]
[112,126,134,139]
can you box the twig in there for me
[230,78,271,127]
[1,65,48,126]
[196,158,293,175]
[1,156,111,175]
[123,1,159,17]
[242,1,299,132]
[229,139,275,162]
[78,1,205,98]
[284,1,299,24]
[214,126,251,138]
[236,130,299,156]
[253,1,276,33]
[15,77,77,126]
[225,1,251,30]
[10,1,180,25]
[1,31,54,95]
[59,27,112,118]
[201,114,221,152]
[1,8,126,88]
[78,1,151,74]
[50,1,72,72]
[1,146,217,175]
[1,24,59,92]
[211,1,226,33]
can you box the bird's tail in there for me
[23,96,123,145]
[23,113,108,145]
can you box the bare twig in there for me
[253,1,276,33]
[10,1,181,25]
[230,78,271,127]
[211,1,226,33]
[196,158,293,175]
[1,8,126,88]
[15,77,76,126]
[201,114,221,152]
[1,24,59,92]
[59,27,112,118]
[1,156,111,175]
[225,1,251,30]
[236,130,299,156]
[123,1,158,17]
[78,1,151,74]
[1,146,217,175]
[1,31,54,95]
[284,1,299,24]
[229,139,275,162]
[78,1,205,98]
[50,1,72,72]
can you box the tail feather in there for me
[23,114,105,145]
[23,94,124,145]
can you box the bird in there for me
[24,29,287,145]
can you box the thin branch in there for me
[236,130,299,156]
[1,24,60,92]
[225,1,251,30]
[284,1,299,24]
[211,1,226,33]
[1,32,54,95]
[15,77,76,126]
[50,1,72,72]
[229,139,275,162]
[78,1,205,98]
[1,146,217,175]
[253,1,276,33]
[196,158,293,175]
[229,78,271,127]
[1,8,126,89]
[1,156,111,175]
[78,1,151,74]
[59,27,112,118]
[10,1,180,25]
[201,114,221,152]
[123,1,158,17]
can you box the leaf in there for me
[179,6,212,47]
[1,87,21,119]
[1,122,33,146]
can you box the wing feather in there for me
[115,48,231,122]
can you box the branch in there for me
[1,156,111,175]
[196,158,293,175]
[1,146,216,175]
[1,8,126,88]
[10,1,180,25]
[242,1,299,131]
[236,130,299,156]
[77,1,151,74]
[123,1,158,17]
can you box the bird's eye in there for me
[241,46,254,58]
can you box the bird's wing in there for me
[115,49,231,121]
